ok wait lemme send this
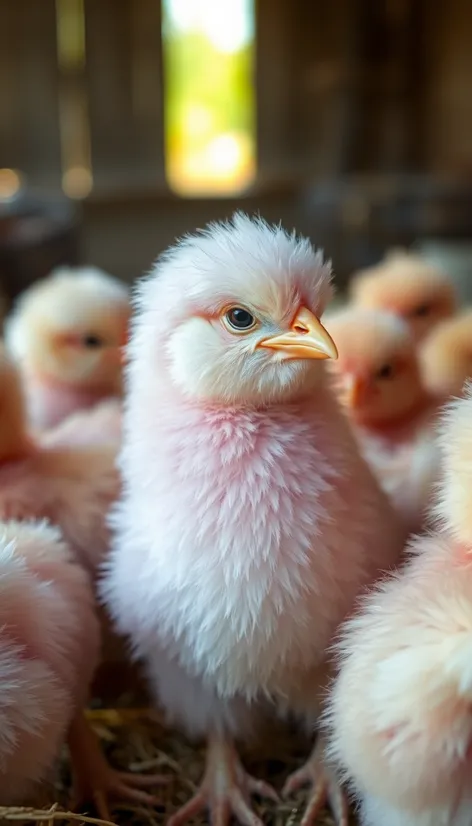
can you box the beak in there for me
[343,373,366,409]
[258,307,338,361]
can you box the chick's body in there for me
[103,214,405,826]
[0,519,99,803]
[327,387,472,826]
[5,266,129,431]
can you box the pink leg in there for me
[283,738,349,826]
[168,733,279,826]
[68,712,170,821]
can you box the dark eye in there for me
[376,363,394,380]
[411,304,431,318]
[224,307,257,332]
[82,334,103,348]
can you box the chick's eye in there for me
[223,307,257,333]
[376,363,394,380]
[82,334,103,348]
[411,303,431,318]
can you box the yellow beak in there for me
[258,307,338,361]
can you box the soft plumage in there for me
[349,250,456,342]
[0,342,118,577]
[419,308,472,398]
[326,385,472,826]
[102,213,406,826]
[0,518,99,803]
[42,398,122,449]
[5,266,130,430]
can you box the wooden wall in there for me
[1,0,472,289]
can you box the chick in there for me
[327,307,437,448]
[101,213,406,826]
[349,250,456,342]
[5,266,130,430]
[0,518,99,804]
[326,385,472,826]
[0,341,118,577]
[419,308,472,398]
[0,347,163,814]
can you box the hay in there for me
[0,683,351,826]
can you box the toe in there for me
[211,796,230,826]
[300,779,327,826]
[168,791,207,826]
[117,771,172,787]
[229,787,265,826]
[246,776,280,803]
[282,767,310,797]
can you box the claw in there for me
[168,734,278,826]
[283,739,349,826]
[68,712,169,818]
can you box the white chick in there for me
[101,214,407,826]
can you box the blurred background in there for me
[2,0,472,305]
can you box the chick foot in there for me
[168,733,279,826]
[68,712,169,821]
[283,738,348,826]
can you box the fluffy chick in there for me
[419,308,472,398]
[0,518,99,804]
[0,349,163,814]
[349,250,456,342]
[327,307,437,447]
[326,385,472,826]
[101,213,406,826]
[0,342,118,577]
[5,266,130,430]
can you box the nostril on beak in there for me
[293,324,308,335]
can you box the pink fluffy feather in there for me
[327,385,472,826]
[0,519,99,803]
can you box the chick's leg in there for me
[168,732,279,826]
[283,736,348,826]
[68,712,169,820]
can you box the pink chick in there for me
[101,213,406,826]
[0,518,163,818]
[349,249,456,342]
[0,351,164,815]
[41,398,122,449]
[326,384,472,826]
[5,265,130,431]
[0,341,118,578]
[0,518,100,805]
[419,308,472,399]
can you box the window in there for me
[162,0,256,196]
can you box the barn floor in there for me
[1,665,351,826]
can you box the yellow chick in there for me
[349,249,457,342]
[5,266,130,430]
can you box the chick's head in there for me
[350,251,456,342]
[327,308,425,427]
[130,213,338,407]
[419,310,472,398]
[6,267,130,393]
